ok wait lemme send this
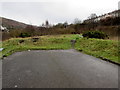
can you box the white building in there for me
[0,25,9,32]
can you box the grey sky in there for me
[118,1,120,9]
[0,0,119,26]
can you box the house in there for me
[84,10,120,23]
[0,25,9,32]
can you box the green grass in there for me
[75,38,119,64]
[0,34,78,58]
[0,34,119,64]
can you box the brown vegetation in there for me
[1,16,120,41]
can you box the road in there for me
[2,50,119,88]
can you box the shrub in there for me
[82,30,108,39]
[19,33,31,38]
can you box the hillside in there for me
[0,17,28,30]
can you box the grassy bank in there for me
[0,34,119,64]
[0,34,77,58]
[75,38,119,64]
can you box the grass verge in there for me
[75,38,119,64]
[0,34,119,64]
[0,34,78,58]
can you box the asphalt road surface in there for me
[2,50,119,88]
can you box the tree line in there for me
[1,14,120,40]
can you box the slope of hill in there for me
[0,17,28,30]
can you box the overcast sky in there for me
[0,0,119,26]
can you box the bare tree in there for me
[45,20,49,28]
[42,23,44,27]
[63,21,68,28]
[88,13,97,19]
[87,13,98,29]
[73,18,82,24]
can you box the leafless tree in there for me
[73,18,82,24]
[88,13,97,19]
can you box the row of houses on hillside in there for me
[84,9,120,23]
